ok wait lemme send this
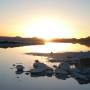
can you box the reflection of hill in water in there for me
[0,41,90,48]
[0,43,27,48]
[79,42,90,47]
[0,42,44,48]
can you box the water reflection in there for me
[1,42,90,53]
[22,42,90,53]
[1,43,90,90]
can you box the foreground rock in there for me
[30,60,54,76]
[16,65,24,71]
[14,58,90,84]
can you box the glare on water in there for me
[20,42,90,53]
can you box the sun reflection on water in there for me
[20,42,90,53]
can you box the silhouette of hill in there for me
[0,36,45,48]
[50,36,90,47]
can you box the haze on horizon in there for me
[0,0,89,40]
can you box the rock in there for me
[16,65,24,71]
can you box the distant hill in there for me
[0,36,45,48]
[50,36,90,47]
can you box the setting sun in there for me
[22,18,74,40]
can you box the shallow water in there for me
[0,43,90,90]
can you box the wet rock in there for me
[16,65,24,71]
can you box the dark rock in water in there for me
[31,72,46,77]
[46,68,54,77]
[13,64,16,66]
[80,58,90,67]
[25,72,30,75]
[30,61,53,77]
[16,65,24,71]
[55,74,69,80]
[76,78,90,85]
[10,68,13,69]
[15,71,24,74]
[16,77,20,78]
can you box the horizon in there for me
[0,35,90,40]
[0,0,90,40]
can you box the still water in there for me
[0,43,90,90]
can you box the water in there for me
[0,42,90,90]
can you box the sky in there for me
[0,0,90,39]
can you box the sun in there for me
[22,18,74,40]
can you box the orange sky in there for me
[0,0,89,39]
